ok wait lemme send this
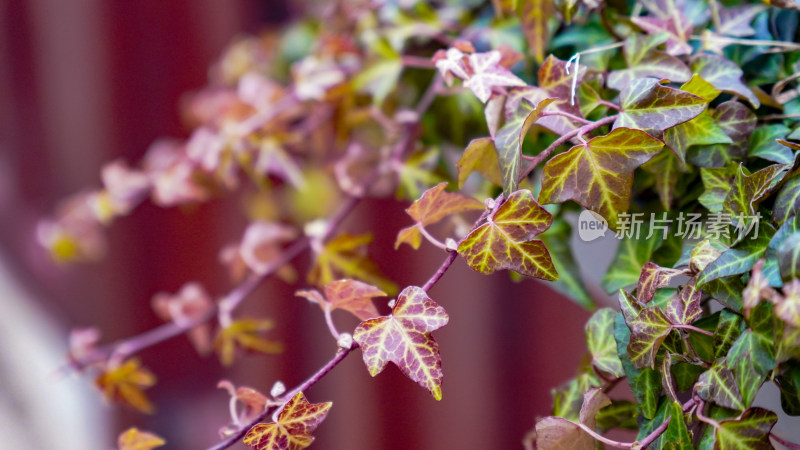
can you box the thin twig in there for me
[672,324,714,337]
[771,433,800,449]
[417,224,450,251]
[422,251,458,292]
[519,115,618,180]
[207,345,357,450]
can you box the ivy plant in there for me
[39,0,800,448]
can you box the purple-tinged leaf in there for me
[243,392,332,450]
[690,54,760,108]
[628,306,673,369]
[717,4,767,37]
[665,278,702,325]
[689,101,757,168]
[715,407,778,449]
[518,0,555,63]
[630,10,693,56]
[696,362,745,410]
[614,78,706,135]
[353,286,449,400]
[539,127,664,229]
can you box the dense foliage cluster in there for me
[41,0,800,448]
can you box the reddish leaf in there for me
[458,190,557,280]
[353,286,449,400]
[239,222,298,275]
[405,182,484,226]
[214,318,284,366]
[95,359,157,414]
[435,48,526,103]
[394,225,422,250]
[614,78,706,135]
[607,33,691,91]
[117,428,165,450]
[243,392,332,450]
[665,278,702,325]
[637,262,683,304]
[297,279,385,321]
[690,54,760,108]
[518,0,555,63]
[151,282,214,355]
[630,10,693,56]
[628,306,673,369]
[539,127,664,229]
[690,100,757,168]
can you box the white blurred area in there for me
[0,254,108,449]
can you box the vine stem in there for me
[417,224,449,251]
[206,344,357,450]
[519,115,618,180]
[541,110,592,125]
[671,323,714,337]
[772,433,800,449]
[576,417,670,448]
[422,250,458,292]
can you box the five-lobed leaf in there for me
[539,127,664,229]
[296,279,385,321]
[353,286,449,400]
[213,318,283,366]
[95,358,157,414]
[243,392,332,450]
[309,232,398,294]
[458,189,557,280]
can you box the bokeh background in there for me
[1,1,613,448]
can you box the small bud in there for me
[303,219,328,240]
[445,238,458,251]
[484,197,495,210]
[337,332,354,349]
[270,381,286,398]
[387,299,396,309]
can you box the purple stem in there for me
[422,250,458,292]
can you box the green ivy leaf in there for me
[607,33,691,91]
[697,225,774,286]
[614,78,706,135]
[774,175,800,226]
[688,101,756,168]
[637,400,693,450]
[775,361,800,416]
[641,149,687,210]
[458,190,557,280]
[672,362,707,392]
[778,232,800,282]
[690,54,760,108]
[715,407,778,449]
[723,163,788,219]
[614,312,660,419]
[699,164,739,213]
[539,127,664,229]
[552,372,603,421]
[714,310,745,359]
[749,124,793,164]
[704,277,745,312]
[628,306,673,369]
[697,362,745,410]
[725,330,776,408]
[586,308,625,378]
[496,97,556,195]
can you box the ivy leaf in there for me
[517,0,555,63]
[681,73,722,102]
[714,407,778,449]
[405,182,484,226]
[243,392,332,450]
[353,286,449,400]
[495,97,556,195]
[394,226,422,250]
[586,308,625,378]
[749,124,793,164]
[117,428,165,450]
[700,165,740,212]
[552,372,604,421]
[309,232,398,295]
[95,359,157,414]
[539,127,664,229]
[636,400,693,449]
[665,278,702,325]
[778,232,800,282]
[688,101,757,168]
[213,318,283,366]
[698,226,773,286]
[614,78,706,135]
[726,330,776,408]
[672,362,708,392]
[641,148,687,209]
[775,361,800,415]
[717,4,767,37]
[458,190,557,280]
[607,33,691,91]
[637,262,683,304]
[723,163,788,219]
[714,310,745,359]
[511,56,586,136]
[690,54,760,108]
[296,279,385,321]
[457,138,503,188]
[628,306,673,369]
[630,10,693,56]
[696,362,745,410]
[539,218,593,308]
[774,175,800,226]
[615,312,660,418]
[535,388,610,449]
[602,233,663,293]
[691,239,726,273]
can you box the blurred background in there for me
[0,1,597,448]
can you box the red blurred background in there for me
[0,1,591,448]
